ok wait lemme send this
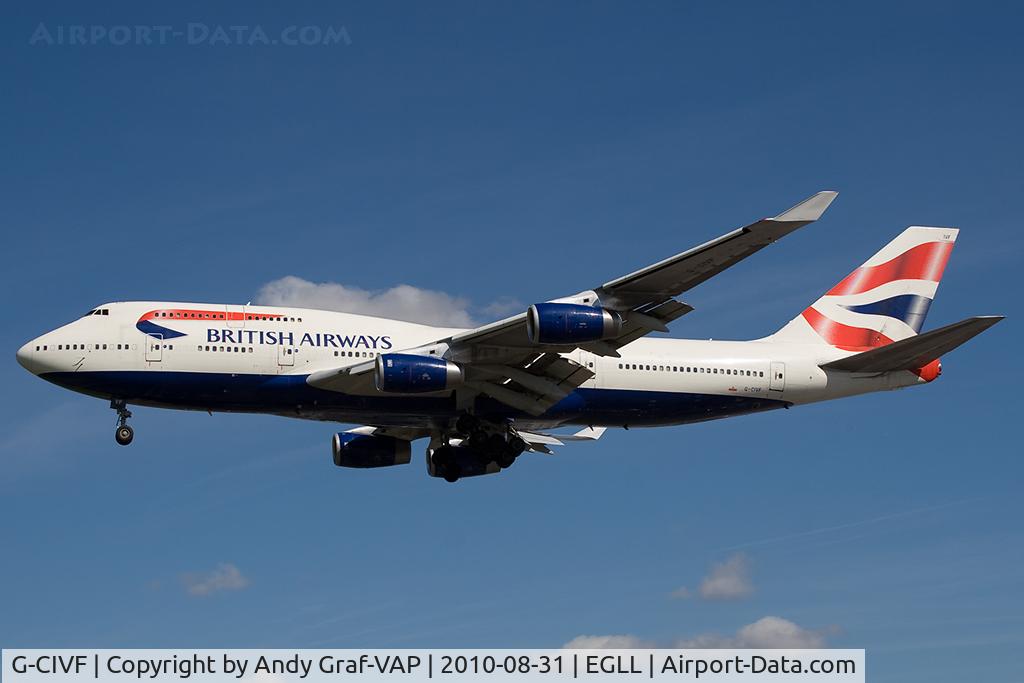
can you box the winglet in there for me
[773,191,839,223]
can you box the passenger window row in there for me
[245,315,302,322]
[151,313,301,323]
[36,344,378,357]
[156,311,220,319]
[617,362,764,378]
[41,343,143,351]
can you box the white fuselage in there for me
[16,301,930,430]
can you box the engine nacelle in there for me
[374,353,463,393]
[332,432,412,468]
[527,303,622,345]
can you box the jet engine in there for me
[526,303,622,345]
[374,353,463,393]
[332,432,412,468]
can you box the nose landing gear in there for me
[111,399,134,446]
[116,424,134,446]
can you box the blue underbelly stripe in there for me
[40,370,788,426]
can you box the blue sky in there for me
[2,2,1022,681]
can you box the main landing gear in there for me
[431,416,528,482]
[111,399,134,446]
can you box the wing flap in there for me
[464,380,553,416]
[473,364,573,400]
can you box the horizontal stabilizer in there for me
[822,316,1004,373]
[517,426,607,454]
[562,426,607,442]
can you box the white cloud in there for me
[563,617,829,650]
[736,617,828,648]
[698,552,753,600]
[562,635,654,649]
[255,276,478,327]
[675,617,828,649]
[181,563,250,597]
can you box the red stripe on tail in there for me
[827,241,954,296]
[801,307,894,351]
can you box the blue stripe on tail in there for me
[841,294,933,333]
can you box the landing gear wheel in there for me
[111,399,134,446]
[115,425,134,446]
[497,453,516,469]
[443,465,460,483]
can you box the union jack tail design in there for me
[771,226,958,350]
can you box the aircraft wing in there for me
[445,190,837,354]
[309,191,837,415]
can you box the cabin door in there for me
[278,344,295,367]
[769,361,786,392]
[145,334,163,362]
[226,304,246,328]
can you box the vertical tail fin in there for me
[771,227,958,349]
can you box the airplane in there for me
[16,191,1003,482]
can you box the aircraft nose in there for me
[16,341,33,370]
[16,340,41,374]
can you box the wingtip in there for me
[773,190,839,223]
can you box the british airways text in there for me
[207,329,393,349]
